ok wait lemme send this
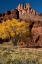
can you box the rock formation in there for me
[0,3,42,47]
[16,3,42,47]
[16,3,39,15]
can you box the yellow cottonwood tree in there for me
[0,18,31,45]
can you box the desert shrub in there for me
[0,18,31,45]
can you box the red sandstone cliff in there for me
[16,3,42,47]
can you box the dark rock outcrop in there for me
[0,9,19,23]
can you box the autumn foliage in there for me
[0,18,30,44]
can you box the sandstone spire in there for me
[17,4,21,11]
[26,3,30,9]
[16,3,38,15]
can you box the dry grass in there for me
[0,45,42,64]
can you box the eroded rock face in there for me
[16,3,37,15]
[18,19,42,47]
[31,27,42,46]
[16,3,42,23]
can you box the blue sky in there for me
[0,0,42,13]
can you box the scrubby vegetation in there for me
[0,46,42,64]
[0,18,31,45]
